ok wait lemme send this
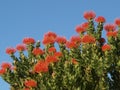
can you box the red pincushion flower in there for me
[32,48,44,56]
[24,80,37,88]
[70,36,81,45]
[54,52,62,58]
[33,61,49,73]
[0,68,6,75]
[45,55,58,63]
[106,31,118,37]
[95,16,106,23]
[5,47,16,55]
[1,62,11,69]
[55,36,67,44]
[42,36,55,45]
[75,25,86,33]
[23,37,35,45]
[83,11,96,20]
[16,44,26,51]
[72,58,78,65]
[114,18,120,26]
[81,22,89,29]
[44,31,57,39]
[66,41,77,49]
[82,34,96,44]
[48,47,56,53]
[104,24,116,32]
[102,44,111,51]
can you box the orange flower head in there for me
[0,68,6,75]
[102,44,111,51]
[106,31,118,37]
[24,80,37,88]
[44,31,57,39]
[70,36,81,45]
[48,47,56,53]
[83,11,96,20]
[75,25,86,33]
[32,48,44,56]
[33,61,49,73]
[5,47,16,55]
[81,22,89,29]
[66,41,77,49]
[114,18,120,26]
[16,44,26,51]
[54,52,62,58]
[104,24,116,32]
[82,34,96,44]
[95,16,106,23]
[23,37,35,45]
[45,55,58,63]
[1,62,11,69]
[55,36,67,44]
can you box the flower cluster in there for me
[1,11,120,90]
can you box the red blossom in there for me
[5,47,16,55]
[70,36,81,45]
[66,41,77,49]
[95,16,106,23]
[75,25,86,33]
[24,80,37,88]
[55,36,67,44]
[106,31,118,37]
[32,48,44,56]
[81,22,89,29]
[45,55,58,63]
[0,68,6,75]
[16,44,26,51]
[44,31,57,39]
[33,61,49,73]
[48,47,56,53]
[42,36,55,45]
[82,34,96,44]
[104,24,116,32]
[83,11,96,20]
[102,44,111,51]
[23,37,35,45]
[1,62,11,69]
[114,18,120,26]
[54,52,62,58]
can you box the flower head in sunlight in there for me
[82,34,96,44]
[48,47,56,53]
[114,18,120,26]
[102,44,111,51]
[5,47,16,55]
[32,48,44,56]
[23,37,35,45]
[66,41,77,49]
[24,79,37,88]
[33,61,49,73]
[75,25,86,33]
[0,68,6,75]
[95,16,106,23]
[1,62,11,69]
[106,31,118,37]
[83,11,96,20]
[16,44,26,51]
[104,24,116,32]
[55,36,67,44]
[70,36,81,45]
[81,22,89,29]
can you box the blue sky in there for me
[0,0,120,89]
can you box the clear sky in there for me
[0,0,120,90]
